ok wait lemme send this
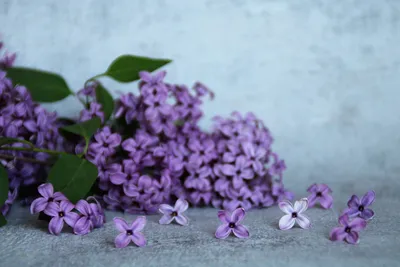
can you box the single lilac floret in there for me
[330,214,367,244]
[30,183,67,214]
[344,190,375,220]
[215,208,249,239]
[307,183,333,209]
[113,216,147,248]
[44,201,79,235]
[278,198,311,230]
[159,199,189,226]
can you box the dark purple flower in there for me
[30,183,67,214]
[344,191,375,220]
[330,214,367,244]
[159,199,189,226]
[44,201,79,235]
[221,156,254,189]
[79,102,105,123]
[215,208,249,239]
[307,183,333,209]
[113,216,147,248]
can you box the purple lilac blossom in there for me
[30,183,67,214]
[0,43,67,202]
[307,183,333,209]
[344,191,375,220]
[86,70,288,213]
[215,208,249,239]
[330,214,367,244]
[278,198,311,230]
[159,199,189,226]
[0,188,18,216]
[113,217,147,248]
[44,201,79,235]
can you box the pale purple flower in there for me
[307,183,333,209]
[192,81,214,99]
[344,191,375,220]
[87,196,106,228]
[113,217,147,248]
[330,214,367,244]
[278,198,311,230]
[215,208,249,239]
[221,156,254,189]
[159,199,189,226]
[30,183,67,214]
[44,201,79,235]
[188,138,216,164]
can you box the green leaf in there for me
[0,137,34,148]
[6,67,72,103]
[95,83,114,121]
[60,117,101,144]
[0,214,6,227]
[47,154,98,203]
[0,164,9,206]
[105,55,171,83]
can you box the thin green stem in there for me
[84,74,104,88]
[0,146,68,155]
[0,153,54,165]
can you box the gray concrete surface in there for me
[1,180,399,267]
[1,0,400,190]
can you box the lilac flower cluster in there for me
[0,42,65,214]
[30,183,105,235]
[78,70,290,214]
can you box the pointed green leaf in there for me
[6,67,72,102]
[0,137,34,148]
[60,117,101,142]
[95,83,114,121]
[105,55,171,83]
[0,164,9,205]
[0,214,6,227]
[48,154,98,203]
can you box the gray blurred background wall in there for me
[1,0,399,192]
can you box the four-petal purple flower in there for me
[159,199,189,226]
[215,208,249,239]
[44,201,79,235]
[307,183,333,209]
[30,183,67,214]
[344,191,375,220]
[113,217,147,248]
[330,214,367,244]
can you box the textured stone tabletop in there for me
[1,182,399,267]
